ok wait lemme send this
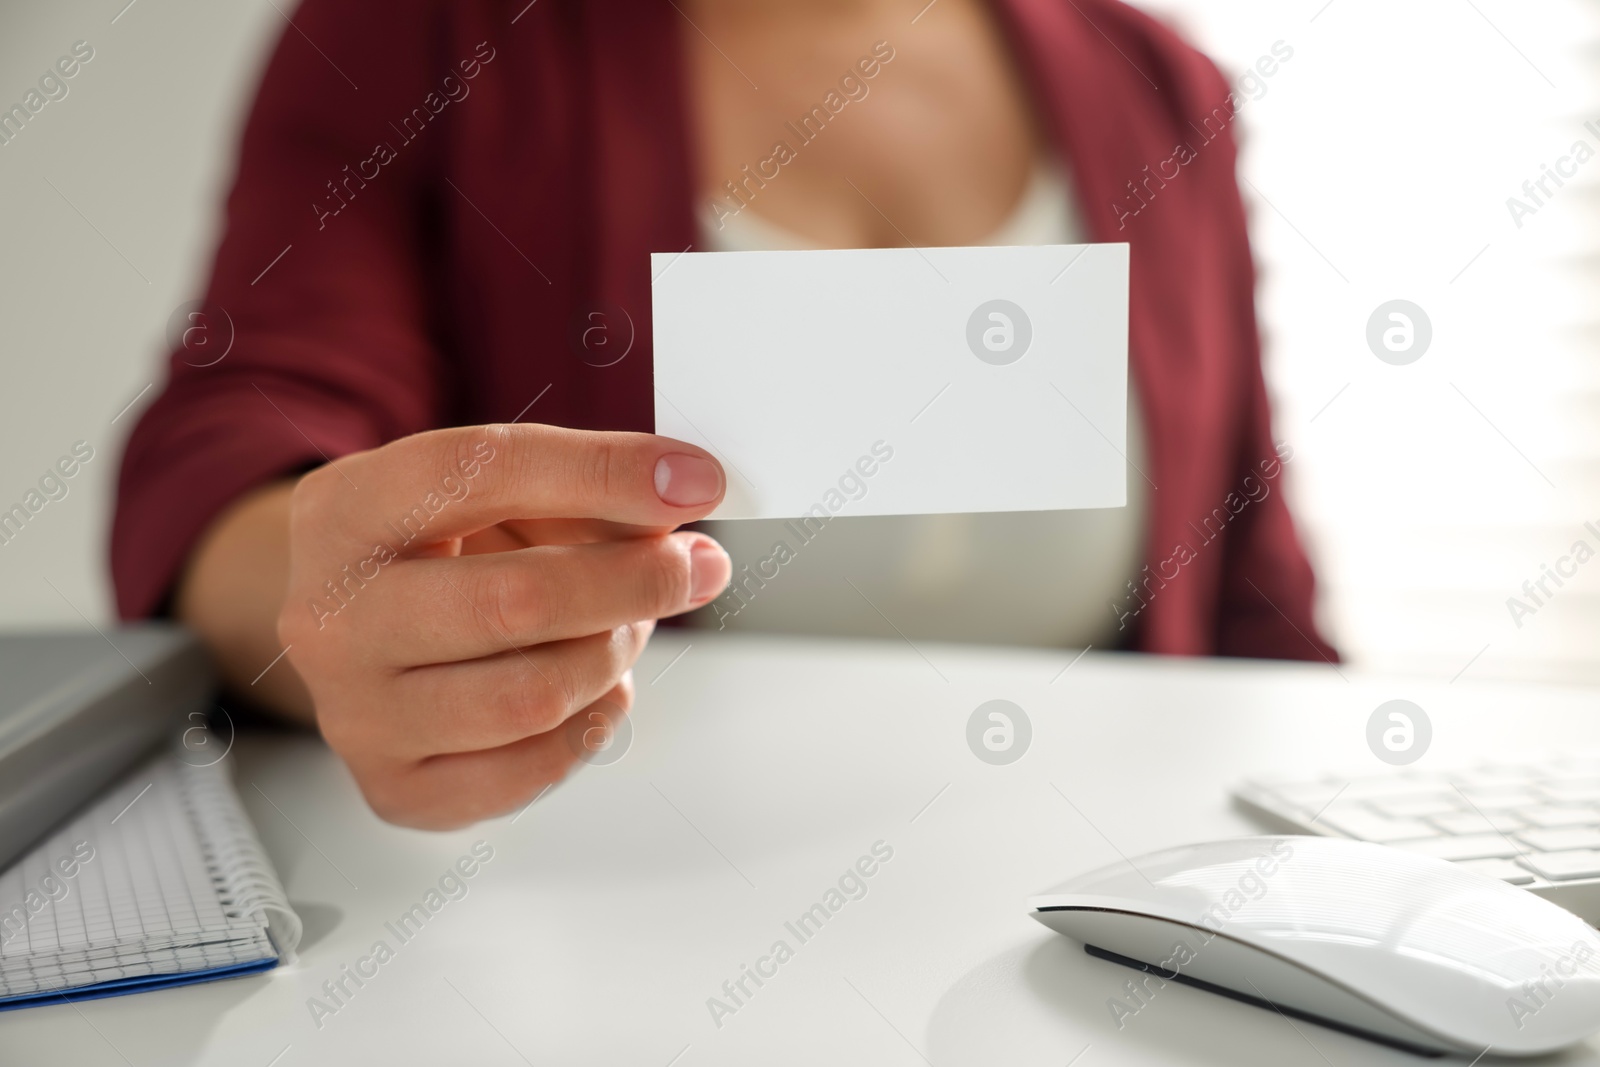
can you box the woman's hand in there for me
[275,423,730,828]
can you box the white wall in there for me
[0,0,280,624]
[1131,0,1600,684]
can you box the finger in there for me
[554,675,634,766]
[459,517,670,556]
[371,622,651,758]
[341,532,728,665]
[353,724,582,830]
[290,423,726,570]
[483,517,671,549]
[356,678,634,829]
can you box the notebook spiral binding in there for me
[171,756,304,963]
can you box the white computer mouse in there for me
[1029,835,1600,1057]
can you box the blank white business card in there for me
[652,243,1128,519]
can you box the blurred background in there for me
[0,0,1595,684]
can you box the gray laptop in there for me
[0,625,215,872]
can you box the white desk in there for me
[4,633,1599,1066]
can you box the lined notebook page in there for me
[0,753,298,1001]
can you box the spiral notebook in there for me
[0,750,301,1009]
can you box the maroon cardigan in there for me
[111,0,1337,663]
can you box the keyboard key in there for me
[1518,805,1598,828]
[1264,780,1349,812]
[1399,834,1519,861]
[1317,807,1436,843]
[1517,827,1600,852]
[1430,811,1522,836]
[1373,795,1459,818]
[1553,757,1600,776]
[1451,787,1541,809]
[1340,776,1450,800]
[1517,850,1600,882]
[1456,858,1537,885]
[1541,780,1600,802]
[1453,766,1539,787]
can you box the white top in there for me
[694,161,1148,647]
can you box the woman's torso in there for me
[679,0,1147,646]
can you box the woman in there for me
[113,0,1334,828]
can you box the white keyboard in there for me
[1235,757,1600,926]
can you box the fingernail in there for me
[654,453,723,507]
[689,540,730,603]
